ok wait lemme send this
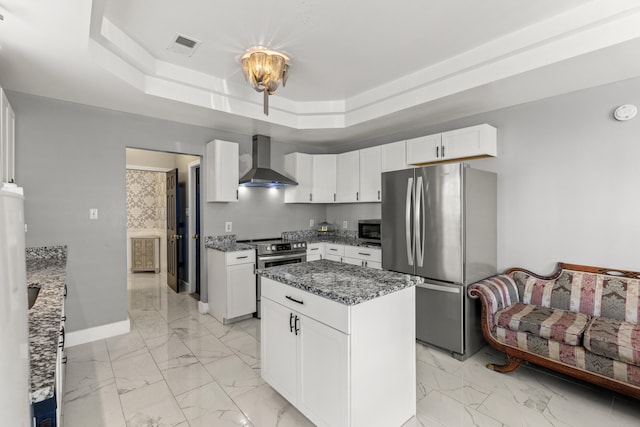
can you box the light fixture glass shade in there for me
[240,47,289,115]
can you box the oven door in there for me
[256,253,307,318]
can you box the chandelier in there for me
[241,47,289,116]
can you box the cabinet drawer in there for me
[306,243,323,254]
[344,245,382,262]
[262,278,349,334]
[226,250,256,266]
[324,243,344,256]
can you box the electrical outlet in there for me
[89,208,99,220]
[310,219,315,228]
[225,222,232,232]
[343,220,348,229]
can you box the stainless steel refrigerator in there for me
[382,163,496,360]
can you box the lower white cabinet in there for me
[306,243,324,261]
[261,277,415,427]
[344,245,382,269]
[207,249,256,323]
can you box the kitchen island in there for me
[258,259,419,427]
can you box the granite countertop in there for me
[258,259,420,305]
[205,241,254,252]
[305,236,382,249]
[204,234,254,252]
[26,246,67,404]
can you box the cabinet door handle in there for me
[236,190,239,200]
[334,193,336,202]
[358,252,371,256]
[310,247,319,251]
[236,256,248,259]
[286,295,304,305]
[309,193,313,202]
[442,145,445,158]
[436,146,439,158]
[365,261,368,267]
[294,315,300,336]
[289,313,295,333]
[356,191,359,201]
[378,190,380,200]
[330,248,338,252]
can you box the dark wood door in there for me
[166,168,179,292]
[195,166,201,296]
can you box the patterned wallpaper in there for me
[126,170,166,229]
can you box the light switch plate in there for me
[310,219,315,228]
[89,208,98,220]
[225,222,232,232]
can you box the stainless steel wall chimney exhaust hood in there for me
[239,135,298,187]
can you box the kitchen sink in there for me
[28,285,40,310]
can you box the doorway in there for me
[125,148,201,297]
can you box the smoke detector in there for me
[167,34,201,57]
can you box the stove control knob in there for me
[271,245,277,250]
[266,246,271,251]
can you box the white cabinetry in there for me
[312,154,337,203]
[306,243,324,261]
[207,249,256,323]
[324,243,344,262]
[406,124,497,165]
[1,88,16,184]
[206,140,239,202]
[284,153,313,203]
[336,151,359,203]
[358,146,381,202]
[381,141,409,172]
[343,246,382,269]
[261,277,415,427]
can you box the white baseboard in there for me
[198,301,209,314]
[66,318,131,347]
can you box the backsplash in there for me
[126,170,166,229]
[282,229,357,241]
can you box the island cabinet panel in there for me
[261,276,415,427]
[261,298,298,403]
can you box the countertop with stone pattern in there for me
[258,259,420,306]
[204,234,254,252]
[26,246,67,403]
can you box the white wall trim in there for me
[188,159,201,295]
[66,318,131,347]
[198,301,209,315]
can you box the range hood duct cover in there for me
[239,135,298,186]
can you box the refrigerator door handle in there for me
[415,176,425,267]
[405,177,414,266]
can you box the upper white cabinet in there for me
[336,151,359,203]
[311,154,337,203]
[1,88,16,184]
[206,139,239,202]
[358,146,381,202]
[406,124,497,165]
[284,152,313,203]
[381,141,409,172]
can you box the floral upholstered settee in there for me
[468,262,640,399]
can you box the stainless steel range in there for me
[239,238,307,318]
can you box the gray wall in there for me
[10,91,324,332]
[11,74,640,332]
[385,77,640,274]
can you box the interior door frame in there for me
[187,159,201,295]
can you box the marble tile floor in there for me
[62,272,640,427]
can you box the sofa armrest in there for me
[468,275,520,332]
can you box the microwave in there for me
[358,219,381,244]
